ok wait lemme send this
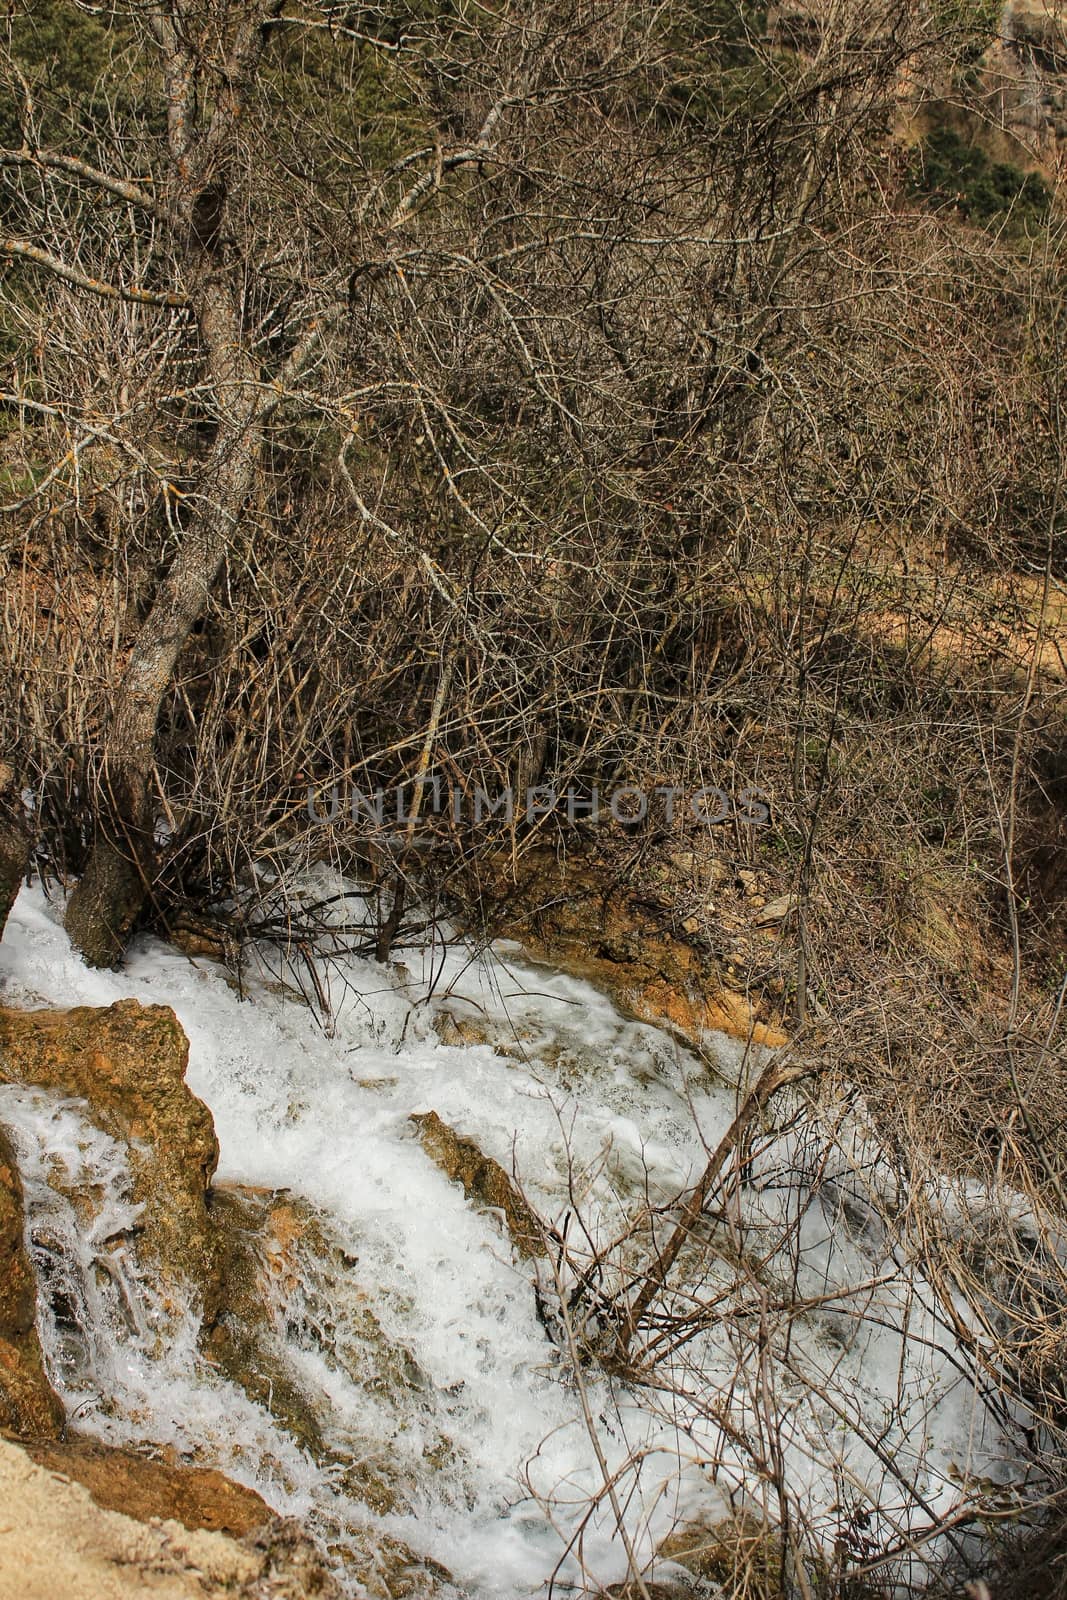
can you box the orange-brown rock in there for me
[206,1184,444,1519]
[0,1433,341,1600]
[474,849,788,1050]
[20,1436,270,1537]
[410,1110,549,1259]
[0,1126,63,1437]
[0,1000,222,1312]
[204,1186,329,1462]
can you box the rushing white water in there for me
[0,876,1040,1595]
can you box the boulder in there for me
[410,1110,549,1259]
[0,1125,64,1436]
[0,1000,222,1312]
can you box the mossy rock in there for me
[659,1511,784,1596]
[331,1530,456,1599]
[206,1185,447,1518]
[410,1110,549,1260]
[0,1001,222,1314]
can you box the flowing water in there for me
[0,875,1042,1595]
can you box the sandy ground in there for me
[0,1433,267,1600]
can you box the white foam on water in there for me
[0,875,1039,1594]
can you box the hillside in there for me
[0,0,1065,1593]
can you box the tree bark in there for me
[66,196,263,958]
[65,373,261,962]
[63,2,286,965]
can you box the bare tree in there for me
[1,0,1053,973]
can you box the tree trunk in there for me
[66,264,262,964]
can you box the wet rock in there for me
[335,1531,456,1599]
[471,850,788,1050]
[207,1184,441,1517]
[0,1433,340,1600]
[433,1007,539,1060]
[410,1109,549,1260]
[0,1125,64,1436]
[658,1510,784,1595]
[432,1009,496,1048]
[206,1188,333,1463]
[19,1436,270,1536]
[627,976,783,1052]
[245,1516,343,1598]
[0,1000,222,1313]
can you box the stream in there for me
[0,873,1041,1596]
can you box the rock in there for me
[754,893,794,926]
[19,1437,270,1536]
[0,1000,222,1312]
[0,1433,339,1600]
[245,1517,344,1598]
[207,1184,439,1517]
[0,1436,257,1600]
[434,1006,541,1058]
[0,1334,64,1438]
[170,925,230,962]
[659,1510,784,1595]
[410,1110,549,1259]
[680,915,700,935]
[336,1530,455,1599]
[0,1125,64,1436]
[432,1009,495,1048]
[471,849,788,1050]
[205,1188,336,1462]
[628,981,784,1052]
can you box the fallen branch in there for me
[613,1056,810,1365]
